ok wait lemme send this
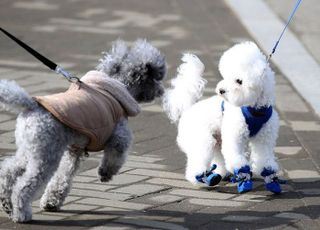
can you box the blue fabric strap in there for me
[241,105,273,137]
[220,101,272,137]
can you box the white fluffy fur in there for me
[163,54,207,123]
[163,41,280,186]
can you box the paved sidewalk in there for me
[267,0,320,64]
[0,0,320,229]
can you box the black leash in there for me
[0,27,80,83]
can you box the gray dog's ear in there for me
[96,40,129,76]
[127,39,167,81]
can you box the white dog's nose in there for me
[219,88,226,95]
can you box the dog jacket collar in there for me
[221,100,272,137]
[34,71,140,152]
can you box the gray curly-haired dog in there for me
[0,39,166,223]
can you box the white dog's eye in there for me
[235,79,242,85]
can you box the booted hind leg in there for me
[181,133,222,186]
[210,147,227,178]
[98,119,132,182]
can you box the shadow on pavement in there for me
[0,179,319,229]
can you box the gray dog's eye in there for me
[236,79,242,85]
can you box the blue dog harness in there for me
[221,101,273,137]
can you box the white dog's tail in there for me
[163,53,207,124]
[0,80,37,114]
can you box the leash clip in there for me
[55,66,80,83]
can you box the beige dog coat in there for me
[34,71,140,152]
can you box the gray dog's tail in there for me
[96,39,166,84]
[0,80,37,114]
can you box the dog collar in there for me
[221,101,272,137]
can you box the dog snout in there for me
[219,88,226,95]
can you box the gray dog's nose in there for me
[219,89,226,95]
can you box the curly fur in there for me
[0,80,37,113]
[163,54,206,124]
[163,41,280,187]
[97,39,166,102]
[0,39,166,223]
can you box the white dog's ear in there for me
[253,58,268,79]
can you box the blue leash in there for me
[268,0,303,60]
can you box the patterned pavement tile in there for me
[221,215,265,222]
[126,168,185,180]
[169,189,235,200]
[188,198,245,207]
[76,198,151,211]
[290,121,320,131]
[286,169,320,182]
[114,217,188,230]
[275,146,302,156]
[109,184,167,197]
[107,174,149,186]
[69,188,133,201]
[149,194,184,204]
[72,182,115,192]
[146,178,196,189]
[232,194,268,203]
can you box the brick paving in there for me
[0,0,320,229]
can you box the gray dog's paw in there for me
[40,198,61,212]
[41,203,59,212]
[0,198,12,215]
[98,167,115,182]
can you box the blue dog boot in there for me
[265,181,281,194]
[237,180,253,193]
[195,164,222,186]
[261,168,283,194]
[206,172,222,186]
[232,165,253,193]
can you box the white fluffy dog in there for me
[163,41,282,194]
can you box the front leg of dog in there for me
[98,119,132,182]
[250,140,281,194]
[40,151,81,211]
[222,132,252,193]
